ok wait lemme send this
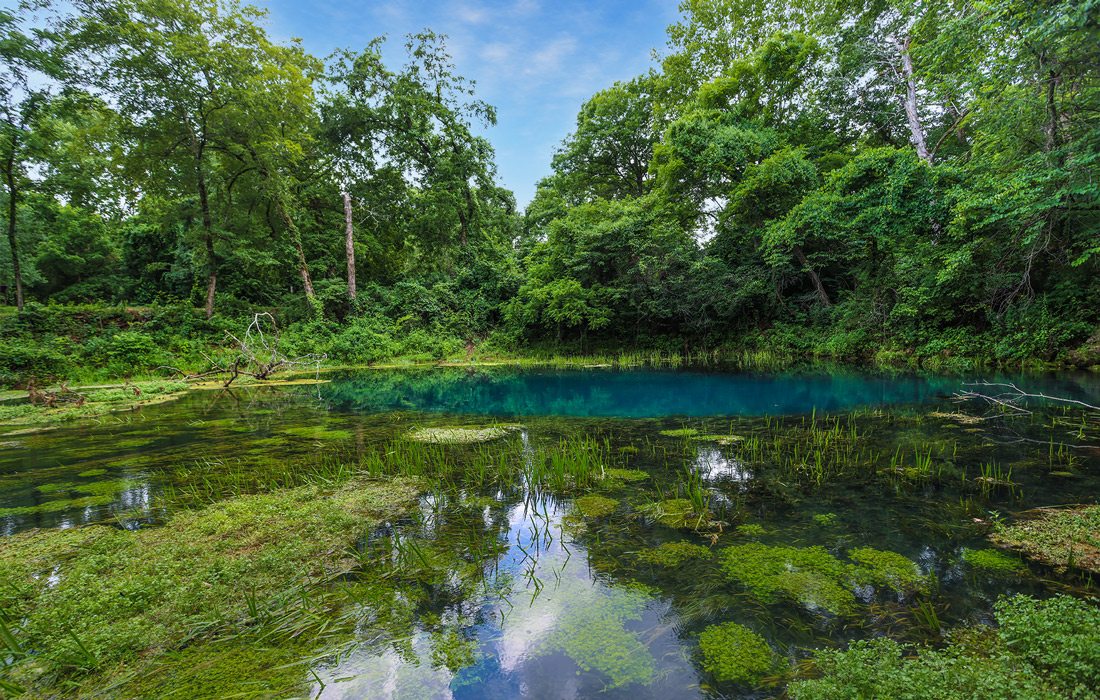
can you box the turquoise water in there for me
[2,366,1098,697]
[321,366,1100,417]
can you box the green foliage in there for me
[789,595,1100,700]
[0,477,420,692]
[848,547,930,594]
[698,622,779,685]
[960,548,1025,574]
[574,495,619,519]
[992,505,1100,573]
[636,541,711,567]
[720,543,855,615]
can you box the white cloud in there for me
[479,42,514,65]
[452,2,491,24]
[524,36,578,77]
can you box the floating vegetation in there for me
[574,495,619,519]
[812,513,839,527]
[406,425,514,444]
[636,541,711,567]
[736,523,767,537]
[693,434,744,445]
[698,622,780,685]
[659,428,698,438]
[991,505,1100,574]
[960,548,1026,574]
[0,494,116,517]
[848,547,930,594]
[281,425,354,441]
[605,468,648,483]
[650,498,707,529]
[720,543,855,615]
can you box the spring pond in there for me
[3,366,1099,698]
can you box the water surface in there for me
[2,366,1098,698]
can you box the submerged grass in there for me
[0,476,420,695]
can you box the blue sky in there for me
[263,0,678,206]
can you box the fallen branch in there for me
[176,312,326,387]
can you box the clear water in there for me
[2,367,1098,698]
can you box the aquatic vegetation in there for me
[406,425,513,444]
[429,628,478,672]
[659,428,698,438]
[848,547,930,594]
[698,622,780,685]
[0,494,116,517]
[991,505,1100,573]
[960,548,1026,574]
[72,478,139,497]
[574,495,619,518]
[77,468,109,478]
[636,541,711,567]
[605,468,649,483]
[720,543,855,615]
[789,595,1100,700]
[281,425,354,441]
[812,513,839,527]
[693,434,744,445]
[736,523,767,537]
[36,481,75,494]
[0,477,420,693]
[651,498,706,529]
[541,583,656,689]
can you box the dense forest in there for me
[1,0,1098,384]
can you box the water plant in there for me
[0,476,421,693]
[736,523,767,537]
[789,595,1100,700]
[720,543,855,615]
[574,495,619,519]
[635,541,711,567]
[406,425,515,445]
[659,428,698,438]
[848,547,931,594]
[960,548,1026,574]
[538,582,657,689]
[698,622,780,685]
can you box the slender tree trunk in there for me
[193,137,218,319]
[4,139,23,311]
[892,36,932,164]
[1044,68,1062,160]
[793,245,831,307]
[342,190,356,301]
[277,201,316,303]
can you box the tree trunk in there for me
[1044,68,1062,160]
[893,36,932,164]
[278,201,316,304]
[196,149,218,319]
[793,245,831,307]
[342,190,356,300]
[4,138,22,311]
